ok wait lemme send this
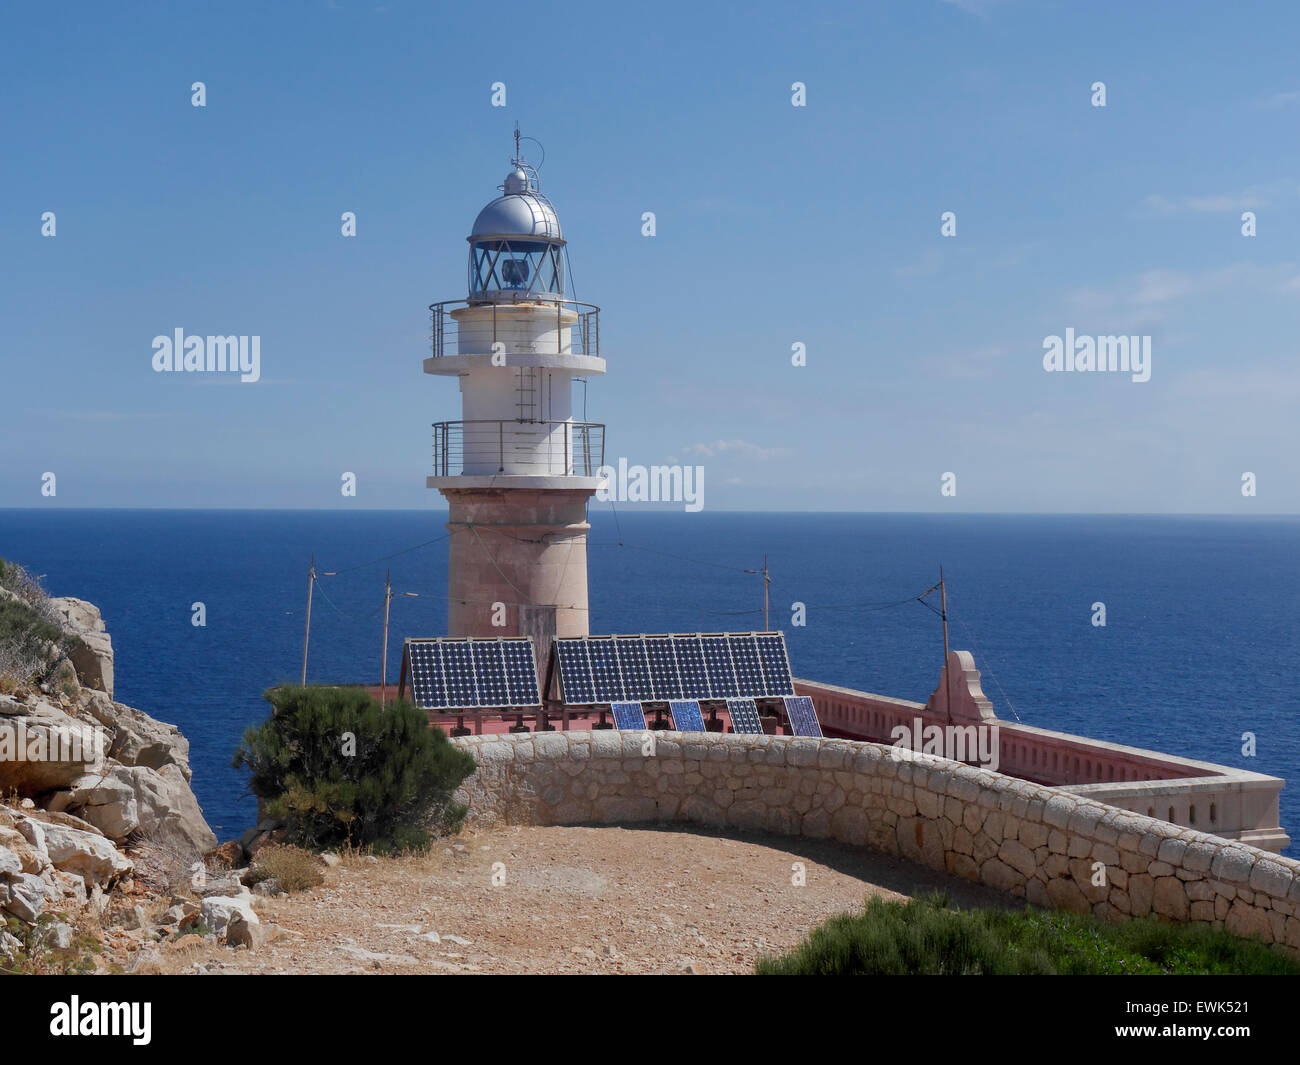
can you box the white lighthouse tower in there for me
[426,134,606,647]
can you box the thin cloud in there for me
[681,439,791,460]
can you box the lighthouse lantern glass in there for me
[469,239,564,298]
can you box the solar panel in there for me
[726,697,764,734]
[471,640,509,706]
[783,695,822,738]
[701,635,738,697]
[614,636,655,701]
[555,638,595,704]
[438,640,478,708]
[672,635,710,699]
[610,701,647,730]
[406,641,448,709]
[502,640,540,705]
[728,634,766,697]
[587,638,624,702]
[645,636,682,700]
[756,633,794,695]
[668,700,706,732]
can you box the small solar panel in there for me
[587,638,624,702]
[471,640,509,706]
[728,634,766,697]
[668,700,706,732]
[406,642,448,709]
[614,636,655,701]
[726,697,764,734]
[555,639,595,704]
[783,695,822,738]
[610,701,647,730]
[701,635,738,698]
[755,633,794,695]
[672,635,710,699]
[645,636,682,700]
[439,640,478,708]
[502,639,540,705]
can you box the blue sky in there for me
[2,0,1298,512]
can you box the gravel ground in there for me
[144,823,1015,975]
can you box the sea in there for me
[0,509,1295,857]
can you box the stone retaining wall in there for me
[451,729,1300,952]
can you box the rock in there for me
[205,841,244,870]
[78,690,189,778]
[200,895,259,939]
[0,697,105,793]
[225,912,267,950]
[113,904,148,930]
[65,767,140,839]
[0,930,22,960]
[66,762,215,851]
[199,874,248,898]
[252,879,283,897]
[43,921,74,951]
[39,820,133,885]
[2,873,47,922]
[0,845,22,877]
[50,870,87,906]
[319,852,341,868]
[13,817,50,869]
[47,597,114,699]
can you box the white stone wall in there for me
[451,730,1300,953]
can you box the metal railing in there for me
[432,419,605,477]
[429,297,600,358]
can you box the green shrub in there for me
[0,914,99,975]
[756,893,1300,975]
[232,686,476,852]
[247,844,325,893]
[0,560,82,689]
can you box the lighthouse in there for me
[426,135,605,650]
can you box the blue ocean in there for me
[0,510,1295,858]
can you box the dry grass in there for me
[248,845,325,893]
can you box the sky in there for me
[1,0,1298,512]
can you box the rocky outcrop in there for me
[0,589,217,938]
[47,597,114,700]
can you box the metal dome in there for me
[470,170,562,240]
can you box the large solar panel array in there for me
[725,698,765,735]
[404,638,540,710]
[668,700,706,732]
[552,633,795,705]
[783,695,823,738]
[610,701,648,730]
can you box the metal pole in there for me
[940,565,953,727]
[301,553,315,686]
[762,554,770,631]
[381,569,392,708]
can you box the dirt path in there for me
[153,824,1015,975]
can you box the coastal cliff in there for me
[0,571,226,970]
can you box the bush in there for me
[0,560,81,690]
[232,686,477,852]
[756,893,1300,975]
[246,844,325,893]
